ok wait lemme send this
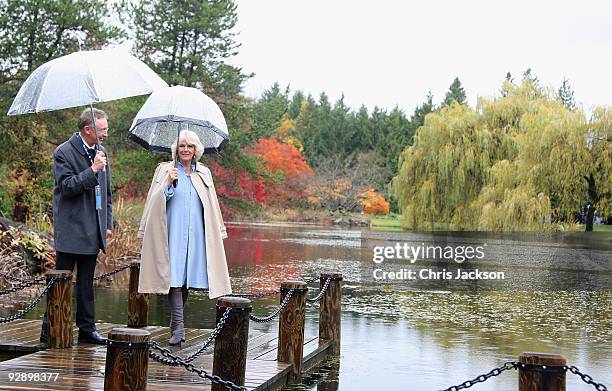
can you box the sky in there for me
[231,0,612,115]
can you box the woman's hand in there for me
[166,167,179,187]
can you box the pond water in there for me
[13,223,612,390]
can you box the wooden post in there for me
[277,280,307,382]
[104,328,150,391]
[46,270,72,349]
[319,273,342,355]
[212,297,252,391]
[518,352,566,391]
[127,261,148,327]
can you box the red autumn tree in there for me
[209,160,266,219]
[247,138,313,204]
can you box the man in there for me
[41,108,112,345]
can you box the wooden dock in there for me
[0,319,330,390]
[0,269,343,390]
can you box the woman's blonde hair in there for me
[171,130,204,162]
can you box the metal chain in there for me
[182,307,230,363]
[441,362,609,391]
[306,278,331,302]
[438,362,518,391]
[567,365,609,391]
[157,307,231,366]
[149,341,248,390]
[249,289,294,323]
[0,278,58,323]
[0,272,45,285]
[0,280,39,295]
[225,275,317,299]
[93,264,130,281]
[228,290,280,299]
[303,276,318,284]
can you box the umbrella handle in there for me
[173,178,178,188]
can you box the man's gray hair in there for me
[79,108,107,131]
[171,130,205,162]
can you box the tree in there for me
[121,0,250,99]
[558,78,576,110]
[273,114,303,151]
[583,107,612,231]
[249,83,289,143]
[307,152,388,214]
[443,77,467,106]
[360,189,390,215]
[0,0,123,220]
[246,138,313,205]
[393,80,612,231]
[393,102,507,230]
[288,90,305,119]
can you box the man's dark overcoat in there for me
[53,133,112,254]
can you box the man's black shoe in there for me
[77,330,107,345]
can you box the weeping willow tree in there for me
[583,107,612,230]
[392,100,516,230]
[393,80,612,231]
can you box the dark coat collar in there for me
[69,133,88,156]
[69,132,103,156]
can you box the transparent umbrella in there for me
[128,85,229,155]
[8,48,168,116]
[128,85,229,187]
[6,47,167,210]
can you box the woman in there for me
[138,130,231,345]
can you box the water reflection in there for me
[6,223,611,390]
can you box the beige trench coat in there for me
[138,161,231,298]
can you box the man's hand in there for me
[92,151,107,173]
[166,167,179,187]
[106,229,113,239]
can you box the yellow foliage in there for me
[359,189,389,215]
[393,79,609,231]
[273,114,303,151]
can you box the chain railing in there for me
[440,361,608,391]
[0,277,65,323]
[567,365,608,391]
[93,263,131,281]
[249,288,294,323]
[1,261,132,286]
[303,275,319,284]
[228,290,280,299]
[0,271,45,285]
[306,277,331,303]
[226,275,317,300]
[149,341,248,390]
[0,280,42,295]
[439,362,517,391]
[151,307,231,366]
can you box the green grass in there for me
[370,216,403,229]
[576,224,612,232]
[371,216,612,234]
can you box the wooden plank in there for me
[302,340,332,374]
[252,335,317,361]
[0,320,328,391]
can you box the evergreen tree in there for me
[443,77,467,106]
[250,83,289,143]
[558,78,576,109]
[121,0,250,98]
[288,90,305,119]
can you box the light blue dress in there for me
[164,162,209,289]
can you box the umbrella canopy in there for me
[128,85,229,155]
[7,48,168,115]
